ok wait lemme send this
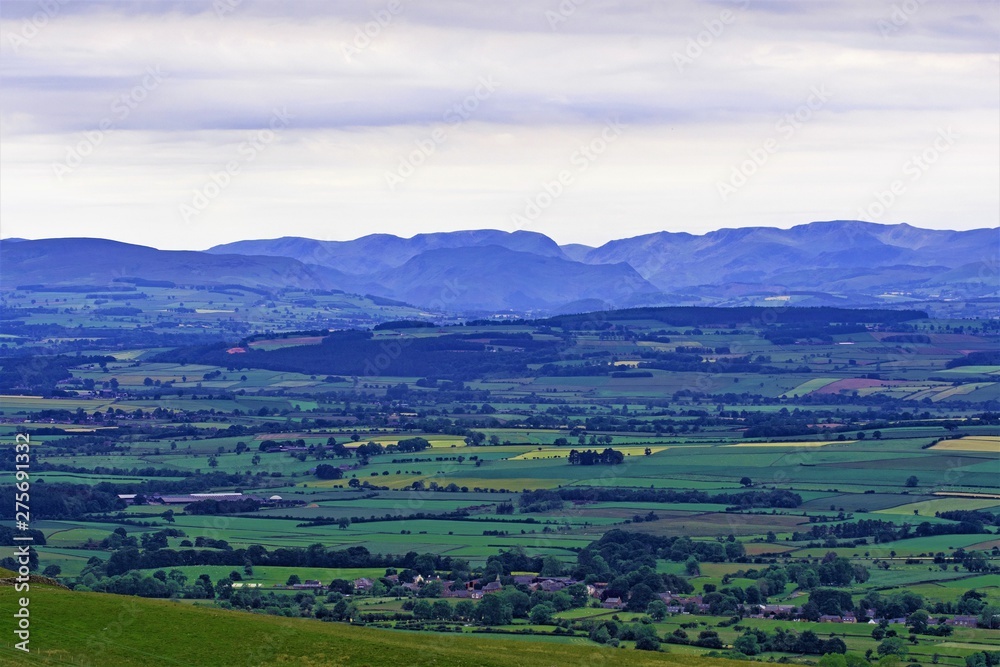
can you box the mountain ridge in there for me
[3,221,996,314]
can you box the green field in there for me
[1,582,743,667]
[3,304,999,666]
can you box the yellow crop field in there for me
[932,436,1000,452]
[354,435,469,448]
[724,440,853,448]
[876,497,1000,516]
[511,446,670,460]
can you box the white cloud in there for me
[1,0,997,248]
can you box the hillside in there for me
[208,229,569,275]
[205,220,998,311]
[4,221,997,314]
[0,583,737,667]
[580,221,999,291]
[370,245,658,311]
[0,238,346,292]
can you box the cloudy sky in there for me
[1,0,997,250]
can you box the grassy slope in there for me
[0,584,741,667]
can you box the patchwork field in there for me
[3,305,998,666]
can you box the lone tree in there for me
[905,475,919,487]
[740,476,753,487]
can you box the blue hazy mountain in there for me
[3,221,996,312]
[208,230,569,276]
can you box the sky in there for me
[0,0,997,250]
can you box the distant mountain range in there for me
[2,221,997,313]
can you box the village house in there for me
[946,615,979,628]
[482,576,503,595]
[589,583,608,599]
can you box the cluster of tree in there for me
[567,448,624,465]
[762,323,867,345]
[405,584,590,627]
[153,330,563,381]
[517,490,565,513]
[574,531,739,584]
[482,547,546,576]
[536,362,615,377]
[966,651,1000,667]
[948,350,1000,369]
[725,627,847,656]
[639,352,805,375]
[539,486,801,509]
[937,509,1000,527]
[536,306,925,329]
[727,555,869,597]
[586,618,665,651]
[372,320,434,330]
[0,482,124,520]
[80,569,216,599]
[951,549,994,573]
[925,589,1000,620]
[100,537,456,578]
[354,437,432,459]
[298,592,359,622]
[314,464,344,480]
[858,589,925,619]
[794,517,990,543]
[0,354,115,394]
[0,525,46,546]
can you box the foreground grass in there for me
[0,584,742,667]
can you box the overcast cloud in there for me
[1,0,997,249]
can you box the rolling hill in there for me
[0,581,738,667]
[3,221,997,314]
[0,238,345,292]
[208,229,569,275]
[369,245,658,311]
[578,221,998,291]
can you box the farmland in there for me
[1,302,998,665]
